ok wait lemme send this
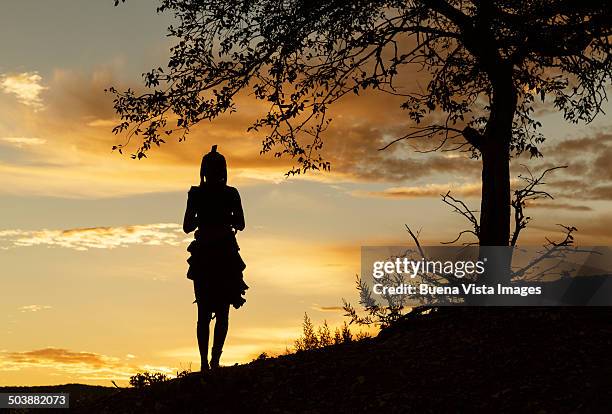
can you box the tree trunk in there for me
[478,73,516,285]
[479,136,511,247]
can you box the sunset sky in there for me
[1,1,611,386]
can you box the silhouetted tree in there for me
[294,313,319,351]
[317,321,333,347]
[111,1,611,264]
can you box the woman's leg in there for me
[194,279,213,371]
[196,302,212,371]
[210,303,230,368]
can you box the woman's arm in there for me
[231,188,245,231]
[183,187,198,234]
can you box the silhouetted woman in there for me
[183,145,248,371]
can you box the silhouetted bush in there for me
[175,369,191,379]
[128,367,193,388]
[340,321,353,343]
[255,352,269,361]
[343,275,408,329]
[129,372,170,389]
[294,314,369,352]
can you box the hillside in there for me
[4,307,611,413]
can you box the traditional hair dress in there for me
[185,147,248,312]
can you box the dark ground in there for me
[3,307,611,413]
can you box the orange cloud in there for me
[0,348,173,383]
[3,348,113,367]
[0,65,482,197]
[0,223,186,251]
[352,182,482,199]
[0,63,609,209]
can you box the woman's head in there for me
[200,145,227,185]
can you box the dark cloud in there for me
[545,134,612,156]
[548,179,612,201]
[316,306,344,312]
[532,213,612,244]
[520,132,612,202]
[525,201,593,212]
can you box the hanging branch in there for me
[404,224,427,260]
[440,191,480,245]
[510,165,567,246]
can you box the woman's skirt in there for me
[187,238,248,312]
